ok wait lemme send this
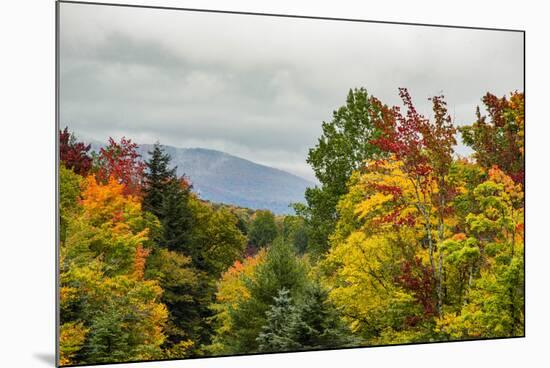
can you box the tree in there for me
[70,176,153,275]
[60,175,168,364]
[95,137,146,196]
[441,167,524,338]
[141,143,194,253]
[142,143,178,219]
[281,215,308,254]
[222,239,308,353]
[59,322,88,366]
[144,248,203,357]
[321,156,442,343]
[60,127,93,176]
[160,178,193,253]
[286,282,354,350]
[301,88,389,256]
[323,228,426,343]
[81,275,168,364]
[256,284,355,353]
[208,250,267,355]
[188,196,247,276]
[248,210,278,249]
[256,288,300,352]
[370,88,457,316]
[459,91,524,183]
[59,164,83,242]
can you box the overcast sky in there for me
[59,3,523,182]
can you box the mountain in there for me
[90,141,314,214]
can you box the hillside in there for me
[90,141,314,214]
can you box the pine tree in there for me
[161,179,193,253]
[142,143,177,219]
[142,143,193,252]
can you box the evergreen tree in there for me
[256,288,300,352]
[227,239,307,353]
[84,304,131,364]
[289,282,355,349]
[256,284,354,353]
[161,179,193,253]
[145,249,213,356]
[142,143,177,219]
[141,143,206,353]
[142,143,193,252]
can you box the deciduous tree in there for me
[459,92,524,183]
[60,127,93,176]
[300,88,390,256]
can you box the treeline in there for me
[59,87,524,365]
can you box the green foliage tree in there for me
[288,282,355,349]
[437,167,524,338]
[188,197,247,276]
[207,250,267,355]
[83,279,167,364]
[256,283,355,353]
[281,215,308,254]
[59,164,83,243]
[248,210,278,248]
[144,248,203,356]
[224,239,307,353]
[142,143,193,252]
[300,88,387,256]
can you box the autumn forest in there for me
[59,88,524,366]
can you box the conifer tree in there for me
[289,282,355,349]
[161,179,193,253]
[256,288,300,352]
[256,283,354,353]
[142,143,193,252]
[142,143,177,219]
[227,239,307,353]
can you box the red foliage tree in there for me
[395,257,437,322]
[59,127,92,176]
[96,137,146,196]
[459,92,524,184]
[370,88,457,317]
[370,88,456,178]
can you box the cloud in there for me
[59,2,523,181]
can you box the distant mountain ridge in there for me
[89,141,314,214]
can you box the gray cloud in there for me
[59,3,523,181]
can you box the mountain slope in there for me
[88,141,313,214]
[139,145,313,214]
